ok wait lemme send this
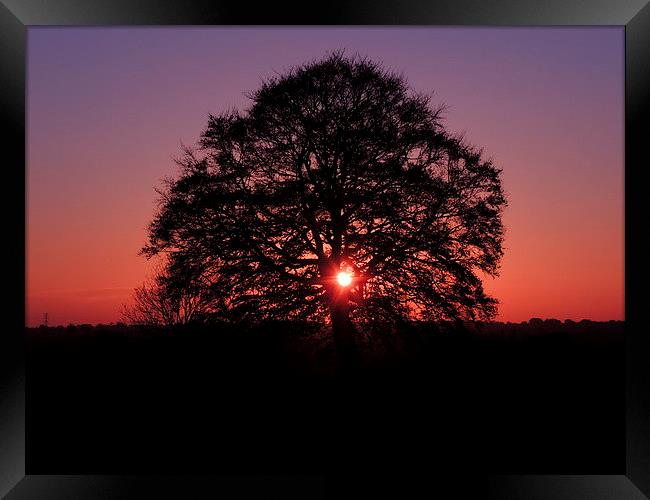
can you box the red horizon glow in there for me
[26,27,624,326]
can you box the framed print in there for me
[1,0,649,498]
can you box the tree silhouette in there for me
[121,268,217,326]
[143,53,506,371]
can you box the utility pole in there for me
[44,312,48,327]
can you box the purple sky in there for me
[27,27,624,326]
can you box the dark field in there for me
[26,320,624,474]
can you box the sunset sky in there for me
[26,27,624,326]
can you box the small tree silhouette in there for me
[121,270,215,326]
[143,53,506,372]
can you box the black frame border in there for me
[1,1,648,497]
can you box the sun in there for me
[336,271,352,287]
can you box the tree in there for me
[142,53,506,371]
[121,269,216,326]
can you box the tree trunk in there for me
[328,287,360,377]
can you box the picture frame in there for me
[1,0,648,497]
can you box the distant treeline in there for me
[26,318,623,338]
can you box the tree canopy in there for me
[142,53,506,331]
